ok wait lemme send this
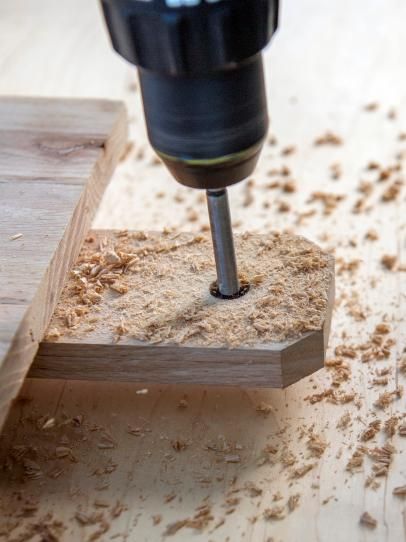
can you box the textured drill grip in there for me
[101,0,278,75]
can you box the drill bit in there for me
[206,188,240,298]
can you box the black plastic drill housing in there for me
[101,0,279,189]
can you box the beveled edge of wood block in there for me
[280,270,335,388]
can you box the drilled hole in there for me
[209,279,250,300]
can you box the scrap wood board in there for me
[0,96,127,430]
[29,229,335,388]
[0,1,406,542]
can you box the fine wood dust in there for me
[46,230,333,348]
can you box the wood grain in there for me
[0,97,127,429]
[0,1,405,541]
[31,328,328,389]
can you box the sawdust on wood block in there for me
[46,230,333,348]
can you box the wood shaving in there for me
[41,417,56,430]
[88,519,110,541]
[272,491,283,502]
[224,454,241,464]
[329,162,342,179]
[375,323,391,335]
[367,442,395,481]
[314,132,343,146]
[306,431,327,457]
[337,412,351,429]
[360,420,381,442]
[163,504,213,535]
[267,165,291,177]
[171,439,188,452]
[244,482,263,498]
[308,191,346,215]
[398,423,406,437]
[384,416,399,437]
[256,402,273,415]
[346,446,366,472]
[393,485,406,496]
[359,511,377,528]
[9,233,23,241]
[364,102,379,111]
[263,506,285,520]
[287,494,301,512]
[372,376,388,386]
[365,229,379,241]
[377,166,398,182]
[281,145,296,156]
[387,107,397,119]
[400,355,406,374]
[277,200,291,213]
[334,345,357,358]
[178,398,188,409]
[291,463,315,478]
[6,514,66,541]
[374,387,403,409]
[111,501,126,518]
[243,178,255,207]
[46,231,333,348]
[381,180,403,202]
[336,259,360,276]
[381,254,398,271]
[358,180,374,196]
[281,179,297,193]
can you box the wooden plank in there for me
[30,230,334,388]
[0,97,127,429]
[0,1,406,541]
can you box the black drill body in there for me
[101,0,279,297]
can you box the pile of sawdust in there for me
[46,230,333,348]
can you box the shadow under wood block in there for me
[31,231,335,388]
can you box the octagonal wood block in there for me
[31,230,335,388]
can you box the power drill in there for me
[101,0,279,298]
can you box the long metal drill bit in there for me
[206,188,240,297]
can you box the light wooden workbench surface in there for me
[0,1,405,541]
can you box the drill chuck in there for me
[101,0,279,190]
[137,55,267,189]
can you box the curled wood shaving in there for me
[360,420,381,442]
[163,504,213,536]
[337,412,351,429]
[263,506,285,520]
[381,254,397,271]
[306,432,327,457]
[398,423,406,437]
[393,485,406,497]
[346,446,366,473]
[287,494,301,512]
[360,511,377,529]
[314,132,343,146]
[291,463,315,478]
[384,416,399,437]
[374,387,403,409]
